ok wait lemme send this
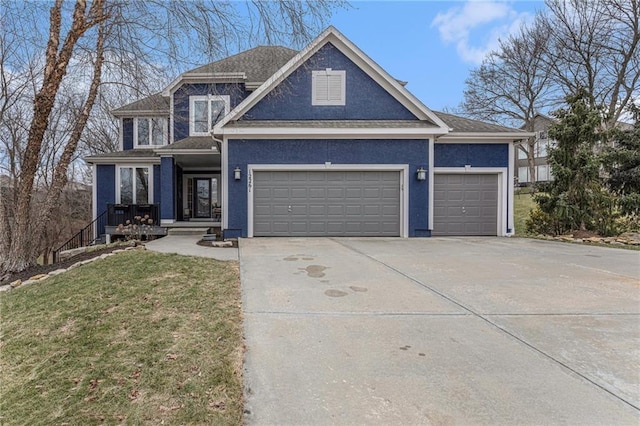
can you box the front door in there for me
[193,178,212,218]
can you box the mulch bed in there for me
[0,245,131,286]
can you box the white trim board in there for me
[246,163,409,238]
[431,167,509,237]
[218,127,443,139]
[435,137,526,144]
[92,163,98,239]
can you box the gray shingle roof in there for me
[160,137,217,150]
[434,111,527,133]
[186,46,298,82]
[85,149,158,161]
[112,93,169,115]
[226,120,437,128]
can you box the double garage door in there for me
[432,173,499,236]
[253,170,401,237]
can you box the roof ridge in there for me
[188,45,298,73]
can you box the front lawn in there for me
[514,190,536,236]
[0,250,243,425]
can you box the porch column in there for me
[160,156,175,223]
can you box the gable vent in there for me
[312,69,346,106]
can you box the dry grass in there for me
[0,250,243,425]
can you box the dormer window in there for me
[312,69,346,106]
[190,95,230,136]
[134,117,167,147]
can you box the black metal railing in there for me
[52,210,108,264]
[106,203,160,227]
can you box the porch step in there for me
[167,227,210,236]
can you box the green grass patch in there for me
[0,250,242,425]
[514,191,537,236]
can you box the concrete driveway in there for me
[239,237,640,425]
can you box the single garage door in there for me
[253,170,400,236]
[433,173,498,236]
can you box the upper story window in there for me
[134,117,167,148]
[312,69,346,106]
[190,95,230,136]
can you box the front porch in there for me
[103,203,221,239]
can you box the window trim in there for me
[116,165,153,204]
[312,69,346,106]
[189,95,230,136]
[133,117,167,148]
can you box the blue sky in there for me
[329,1,546,111]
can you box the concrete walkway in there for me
[240,237,640,425]
[144,235,238,261]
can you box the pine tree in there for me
[535,89,612,234]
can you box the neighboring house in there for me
[85,26,531,238]
[516,113,556,186]
[515,114,635,186]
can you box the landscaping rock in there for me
[21,279,38,287]
[0,285,11,292]
[211,241,233,248]
[68,261,83,269]
[29,274,48,281]
[10,279,22,288]
[49,269,67,276]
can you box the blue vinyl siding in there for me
[226,139,429,238]
[434,143,509,168]
[122,118,133,150]
[160,157,175,220]
[173,83,250,142]
[96,164,116,235]
[244,43,418,121]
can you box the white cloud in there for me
[431,1,532,64]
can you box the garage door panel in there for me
[254,170,400,236]
[327,188,344,198]
[345,205,362,215]
[433,173,498,236]
[308,205,326,215]
[345,188,362,198]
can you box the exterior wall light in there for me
[416,167,427,181]
[234,167,241,180]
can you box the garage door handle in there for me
[462,207,466,214]
[288,205,292,212]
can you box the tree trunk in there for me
[2,0,106,274]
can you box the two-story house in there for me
[516,114,555,186]
[86,26,531,239]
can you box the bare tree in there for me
[0,0,343,276]
[461,19,555,184]
[543,0,640,128]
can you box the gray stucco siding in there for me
[173,83,250,142]
[244,43,418,121]
[434,143,509,168]
[225,138,429,238]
